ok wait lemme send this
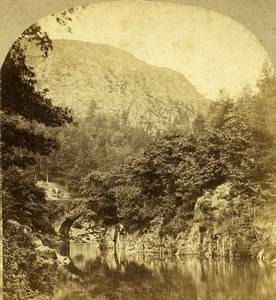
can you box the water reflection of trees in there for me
[54,244,276,300]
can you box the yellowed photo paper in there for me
[1,1,276,299]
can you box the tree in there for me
[1,24,73,170]
[1,23,74,300]
[1,23,74,224]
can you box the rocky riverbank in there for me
[68,183,276,264]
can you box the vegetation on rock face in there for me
[81,73,275,255]
[3,221,58,300]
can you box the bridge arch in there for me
[49,199,94,239]
[59,212,83,238]
[52,200,125,244]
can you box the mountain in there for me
[25,39,210,133]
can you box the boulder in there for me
[56,253,70,266]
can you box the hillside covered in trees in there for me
[23,39,210,194]
[80,77,276,257]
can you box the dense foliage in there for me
[3,221,58,300]
[1,26,73,169]
[81,75,275,246]
[1,24,74,299]
[2,167,55,234]
[33,105,153,194]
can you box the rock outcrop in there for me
[65,183,275,263]
[253,201,276,263]
[105,183,235,258]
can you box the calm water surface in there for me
[54,243,276,300]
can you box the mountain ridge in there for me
[25,39,210,133]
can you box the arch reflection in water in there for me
[54,243,276,300]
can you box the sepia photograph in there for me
[1,0,276,299]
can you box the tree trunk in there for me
[253,202,256,218]
[222,237,225,257]
[229,237,233,257]
[65,170,68,189]
[46,159,49,183]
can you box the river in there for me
[54,243,276,300]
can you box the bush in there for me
[3,220,58,300]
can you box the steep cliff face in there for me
[25,39,209,133]
[175,183,233,257]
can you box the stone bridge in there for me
[49,199,96,239]
[49,199,125,247]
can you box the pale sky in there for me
[38,1,272,100]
